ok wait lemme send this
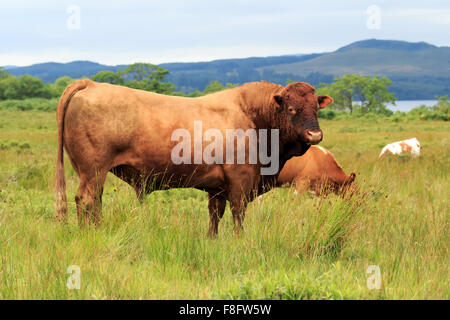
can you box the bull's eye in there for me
[287,106,296,115]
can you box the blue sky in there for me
[1,0,449,66]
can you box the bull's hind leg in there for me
[207,192,226,238]
[75,170,107,226]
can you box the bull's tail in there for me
[55,79,91,219]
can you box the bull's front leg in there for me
[227,187,250,236]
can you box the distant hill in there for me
[8,61,124,83]
[7,55,324,88]
[5,39,450,99]
[336,39,438,52]
[261,39,449,78]
[259,39,450,99]
[159,53,328,93]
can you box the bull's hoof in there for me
[54,214,68,224]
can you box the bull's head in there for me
[274,82,333,157]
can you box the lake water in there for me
[354,100,438,112]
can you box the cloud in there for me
[0,1,448,65]
[386,8,450,24]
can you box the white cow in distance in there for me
[379,137,421,158]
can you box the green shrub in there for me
[318,109,337,119]
[406,97,449,121]
[8,162,50,190]
[0,98,58,112]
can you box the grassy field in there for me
[0,109,448,299]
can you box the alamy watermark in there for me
[366,5,381,30]
[66,5,81,30]
[171,121,280,175]
[366,265,381,290]
[66,265,81,290]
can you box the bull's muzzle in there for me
[305,129,323,145]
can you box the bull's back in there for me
[62,80,250,189]
[65,80,240,149]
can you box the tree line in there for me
[0,63,236,100]
[0,63,397,108]
[0,63,448,120]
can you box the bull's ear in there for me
[274,94,283,106]
[318,95,333,109]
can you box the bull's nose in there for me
[305,130,323,145]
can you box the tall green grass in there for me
[0,110,448,299]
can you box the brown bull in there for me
[55,79,332,236]
[277,145,356,196]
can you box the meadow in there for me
[0,109,448,299]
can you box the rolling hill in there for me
[7,61,124,83]
[261,40,449,77]
[5,39,450,99]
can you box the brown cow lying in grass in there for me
[55,79,332,236]
[274,145,356,197]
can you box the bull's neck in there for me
[237,82,284,130]
[236,82,300,176]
